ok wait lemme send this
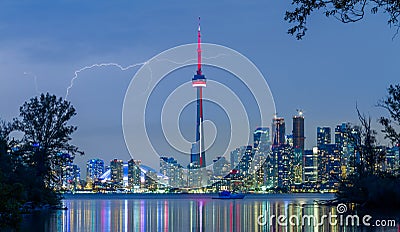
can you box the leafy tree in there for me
[379,84,400,146]
[352,109,386,174]
[285,0,400,39]
[1,93,83,227]
[0,120,13,155]
[335,113,400,210]
[0,120,21,226]
[15,93,83,196]
[335,89,400,211]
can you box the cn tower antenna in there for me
[191,17,207,169]
[197,16,202,75]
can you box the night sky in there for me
[0,1,399,174]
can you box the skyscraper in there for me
[335,123,359,178]
[86,158,105,181]
[70,164,81,186]
[160,157,184,187]
[317,144,341,189]
[317,127,331,147]
[303,148,318,183]
[191,18,206,168]
[385,146,400,175]
[128,159,141,189]
[57,153,75,191]
[145,170,158,191]
[272,117,285,146]
[274,144,293,190]
[110,159,124,186]
[254,127,270,151]
[260,151,277,189]
[187,163,203,187]
[238,145,254,176]
[230,146,245,170]
[212,156,230,180]
[292,111,305,151]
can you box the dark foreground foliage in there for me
[285,0,400,39]
[337,173,400,212]
[335,84,400,213]
[0,93,82,228]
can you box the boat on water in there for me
[213,190,245,199]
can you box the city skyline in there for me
[0,1,399,175]
[76,118,399,180]
[68,118,399,192]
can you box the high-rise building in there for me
[145,170,158,191]
[385,146,399,175]
[57,153,75,190]
[273,144,293,190]
[272,117,285,146]
[292,111,305,151]
[303,148,318,183]
[188,163,203,187]
[253,127,271,183]
[71,164,81,186]
[254,127,270,151]
[230,146,245,170]
[86,158,105,181]
[110,159,124,186]
[285,134,293,147]
[160,157,184,187]
[335,123,350,147]
[317,144,341,189]
[128,159,141,189]
[212,156,230,180]
[292,148,303,185]
[191,18,207,168]
[335,123,359,178]
[317,127,331,147]
[238,145,254,177]
[260,150,277,189]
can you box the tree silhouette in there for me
[285,0,400,39]
[0,120,21,226]
[379,84,400,146]
[15,93,83,190]
[335,87,400,211]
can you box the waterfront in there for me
[16,194,399,231]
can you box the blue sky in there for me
[0,1,399,173]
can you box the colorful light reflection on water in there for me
[18,194,399,232]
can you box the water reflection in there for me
[19,194,399,232]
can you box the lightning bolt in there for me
[23,72,40,94]
[65,54,228,99]
[65,62,147,99]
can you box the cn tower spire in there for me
[191,17,207,170]
[197,17,202,75]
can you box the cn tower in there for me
[191,17,206,168]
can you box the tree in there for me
[335,111,400,210]
[15,93,83,193]
[335,91,400,211]
[1,94,83,227]
[0,120,12,159]
[285,0,400,39]
[353,108,386,174]
[0,120,21,226]
[379,84,400,146]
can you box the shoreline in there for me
[63,192,336,200]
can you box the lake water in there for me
[17,194,399,232]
